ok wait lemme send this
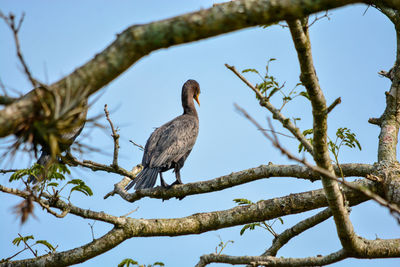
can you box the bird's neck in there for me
[182,97,198,117]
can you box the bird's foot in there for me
[168,180,183,188]
[161,181,170,188]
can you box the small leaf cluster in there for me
[215,235,234,255]
[9,162,69,182]
[9,161,93,199]
[12,234,56,254]
[233,198,283,237]
[118,258,164,267]
[242,58,309,110]
[298,127,362,161]
[298,128,314,153]
[67,179,93,197]
[328,127,362,157]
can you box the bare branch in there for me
[104,164,142,199]
[225,63,314,155]
[104,104,120,167]
[263,208,333,256]
[327,97,341,114]
[288,18,359,252]
[129,140,144,151]
[113,163,373,202]
[0,185,125,225]
[63,153,137,179]
[196,250,347,267]
[368,117,382,126]
[307,10,331,28]
[379,68,395,81]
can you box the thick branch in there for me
[288,19,359,252]
[263,208,333,256]
[375,7,400,163]
[196,250,347,267]
[1,178,388,266]
[118,163,373,202]
[3,227,127,267]
[0,0,375,138]
[0,185,126,225]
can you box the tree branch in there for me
[3,227,127,267]
[263,208,333,256]
[63,153,138,179]
[0,0,379,138]
[288,18,360,252]
[327,97,341,114]
[0,185,126,226]
[0,177,386,266]
[114,163,373,202]
[196,249,347,267]
[225,63,314,155]
[104,104,119,167]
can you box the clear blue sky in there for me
[1,1,399,266]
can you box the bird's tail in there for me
[28,150,52,183]
[125,167,159,190]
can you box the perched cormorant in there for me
[126,79,200,190]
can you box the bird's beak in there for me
[194,94,200,106]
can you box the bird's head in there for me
[184,79,200,106]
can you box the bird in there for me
[126,79,200,190]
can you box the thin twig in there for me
[307,10,331,28]
[104,104,120,167]
[2,247,30,262]
[0,168,19,174]
[0,11,38,89]
[259,129,296,139]
[88,221,96,241]
[129,140,144,151]
[63,153,136,179]
[122,206,139,217]
[18,233,37,258]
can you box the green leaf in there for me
[267,87,280,99]
[278,217,284,224]
[233,198,254,205]
[302,129,313,136]
[12,235,34,247]
[35,240,55,252]
[240,223,261,235]
[67,179,93,197]
[9,169,30,182]
[299,91,310,100]
[118,258,138,267]
[242,68,259,74]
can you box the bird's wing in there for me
[145,115,199,168]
